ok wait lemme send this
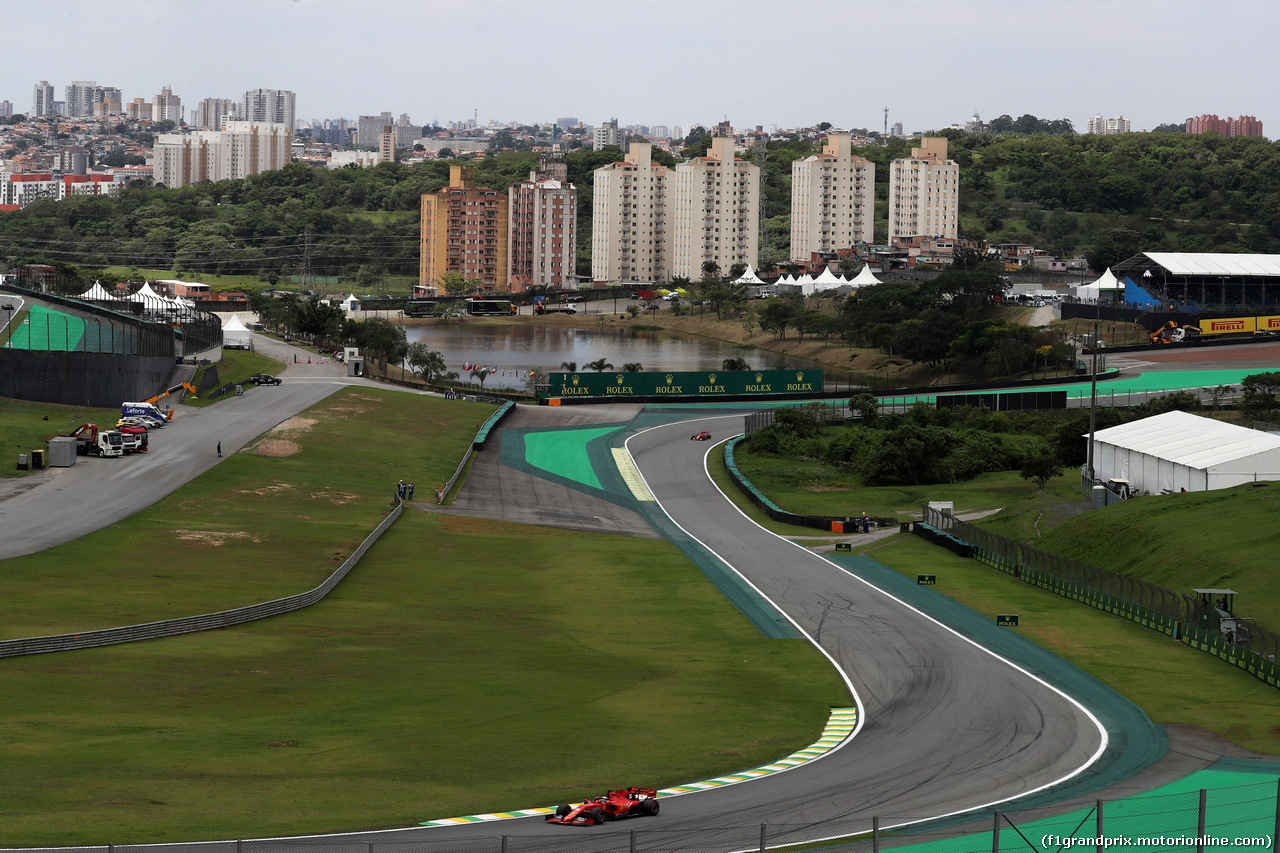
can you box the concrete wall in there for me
[0,349,176,407]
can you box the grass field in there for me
[0,398,123,479]
[185,348,286,408]
[0,388,498,638]
[861,536,1280,755]
[0,392,846,846]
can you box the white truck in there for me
[66,424,125,458]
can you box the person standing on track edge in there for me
[217,441,222,458]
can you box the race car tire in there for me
[642,797,659,816]
[555,803,572,818]
[589,808,606,824]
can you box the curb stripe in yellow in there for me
[612,447,656,501]
[419,707,858,826]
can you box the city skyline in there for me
[3,0,1277,137]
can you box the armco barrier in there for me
[0,500,403,659]
[438,400,510,504]
[724,436,895,533]
[919,504,1279,689]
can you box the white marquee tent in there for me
[1073,267,1123,300]
[221,314,252,349]
[340,294,361,312]
[794,273,815,295]
[850,265,882,287]
[813,267,846,291]
[129,282,171,313]
[1089,410,1280,494]
[732,264,766,284]
[79,281,114,301]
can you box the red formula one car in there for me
[545,787,660,825]
[691,431,711,441]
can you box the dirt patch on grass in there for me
[170,530,264,546]
[270,416,317,434]
[235,482,295,495]
[803,484,853,492]
[250,439,300,457]
[309,490,361,505]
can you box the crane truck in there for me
[64,424,125,457]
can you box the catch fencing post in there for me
[872,815,880,853]
[236,841,242,853]
[1096,800,1104,853]
[631,829,638,853]
[759,823,767,853]
[992,811,1001,853]
[1197,789,1207,853]
[1274,778,1279,853]
[501,835,508,853]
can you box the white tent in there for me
[128,282,170,313]
[221,314,252,349]
[812,267,846,291]
[774,274,794,286]
[850,265,882,287]
[1073,267,1123,300]
[1089,410,1280,494]
[79,281,115,300]
[340,294,361,312]
[733,264,766,285]
[794,273,816,295]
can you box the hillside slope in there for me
[1031,483,1279,625]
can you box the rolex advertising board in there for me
[549,369,823,401]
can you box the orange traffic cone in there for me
[307,357,311,363]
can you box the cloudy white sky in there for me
[8,0,1276,135]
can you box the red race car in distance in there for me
[545,787,660,826]
[691,431,711,441]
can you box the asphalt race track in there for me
[4,336,1268,852]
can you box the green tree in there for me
[405,344,447,382]
[584,358,614,372]
[470,367,492,389]
[1020,453,1064,490]
[622,362,643,372]
[722,357,750,371]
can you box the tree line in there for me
[3,129,1280,284]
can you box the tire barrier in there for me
[919,504,1280,689]
[0,500,404,659]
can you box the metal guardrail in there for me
[0,501,403,659]
[437,400,511,504]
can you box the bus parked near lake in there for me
[465,299,516,316]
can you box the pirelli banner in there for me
[1200,315,1280,335]
[549,369,824,400]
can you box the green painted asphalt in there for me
[862,766,1279,853]
[523,425,616,489]
[6,305,87,350]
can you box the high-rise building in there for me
[888,137,959,243]
[195,98,236,130]
[0,100,12,120]
[152,121,292,188]
[94,87,122,117]
[508,154,577,292]
[357,112,393,148]
[591,142,670,284]
[153,87,183,124]
[65,81,99,117]
[32,81,55,117]
[1186,114,1263,137]
[126,98,153,121]
[241,88,296,130]
[1088,114,1131,135]
[790,133,875,260]
[667,136,759,280]
[556,117,579,130]
[378,128,395,163]
[419,164,509,292]
[593,118,626,152]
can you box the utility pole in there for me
[300,227,313,291]
[883,106,889,137]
